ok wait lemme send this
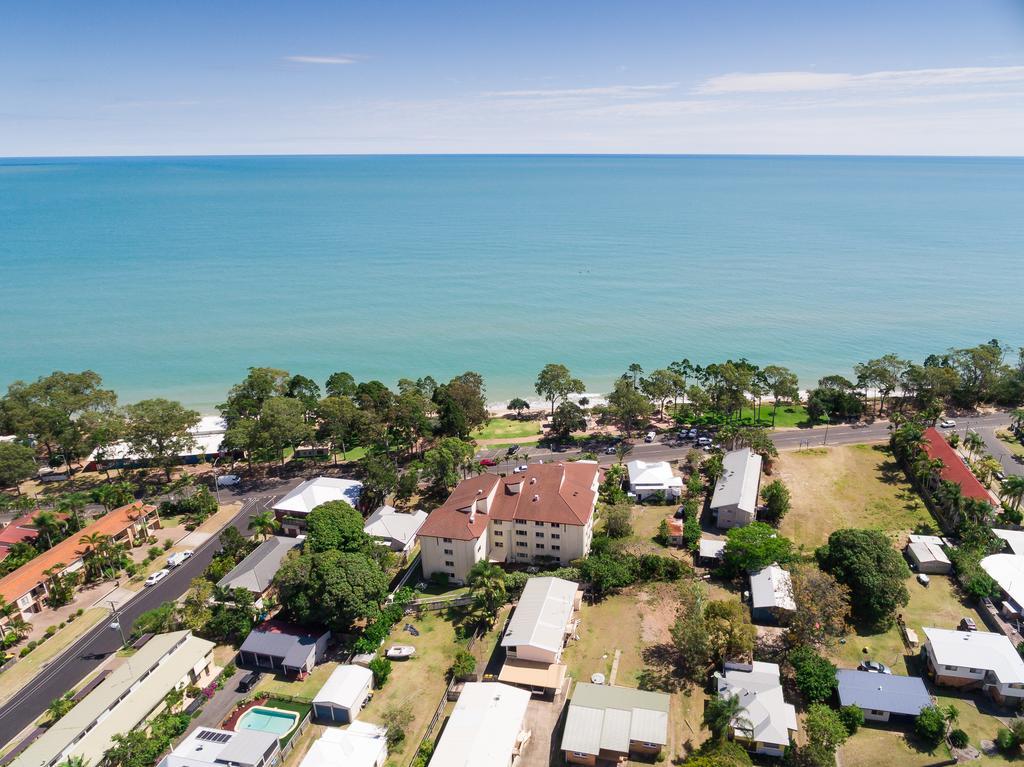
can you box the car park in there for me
[145,569,170,587]
[167,550,194,569]
[687,428,699,438]
[857,660,892,674]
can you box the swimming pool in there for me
[235,706,299,737]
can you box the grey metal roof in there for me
[709,448,762,513]
[836,670,932,716]
[561,683,670,756]
[750,564,796,611]
[217,536,301,594]
[240,624,325,666]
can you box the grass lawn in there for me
[359,611,459,764]
[470,417,543,441]
[997,430,1024,458]
[838,726,947,767]
[776,443,934,550]
[0,607,108,708]
[736,403,815,429]
[619,504,691,561]
[257,660,339,701]
[564,590,645,685]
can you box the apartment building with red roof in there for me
[418,462,599,582]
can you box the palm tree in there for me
[964,431,985,462]
[467,561,507,627]
[33,510,66,550]
[60,756,88,767]
[935,481,965,530]
[57,492,90,531]
[1002,475,1024,511]
[91,485,120,513]
[975,457,1004,488]
[615,442,634,465]
[78,532,110,581]
[46,693,76,724]
[247,511,279,541]
[703,695,751,742]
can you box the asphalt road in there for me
[0,484,290,746]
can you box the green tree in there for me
[787,565,851,647]
[760,365,801,427]
[382,701,414,749]
[507,398,530,419]
[1003,475,1024,511]
[551,401,587,437]
[721,522,795,577]
[703,695,750,743]
[420,437,476,492]
[704,599,756,664]
[0,442,36,490]
[804,703,850,754]
[247,510,280,541]
[641,369,682,416]
[361,451,398,510]
[914,705,949,746]
[254,396,314,464]
[306,501,372,553]
[467,561,507,626]
[759,480,791,525]
[838,705,864,735]
[369,655,393,687]
[604,504,633,539]
[179,577,213,633]
[206,587,259,643]
[534,363,585,416]
[122,398,200,481]
[133,602,179,637]
[218,367,290,421]
[449,648,476,679]
[47,692,76,723]
[315,395,364,462]
[325,371,357,398]
[671,579,711,681]
[606,377,653,435]
[816,528,910,629]
[274,550,388,633]
[789,646,838,703]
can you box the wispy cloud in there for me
[482,83,677,99]
[697,65,1024,94]
[284,55,361,65]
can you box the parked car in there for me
[145,569,170,587]
[238,670,263,693]
[939,419,956,429]
[513,464,528,473]
[674,506,687,519]
[603,446,617,455]
[958,617,978,632]
[696,437,713,447]
[687,428,699,438]
[166,550,194,569]
[506,444,521,454]
[857,660,892,674]
[479,458,497,467]
[216,474,241,487]
[644,431,656,443]
[917,573,931,586]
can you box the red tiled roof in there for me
[0,512,42,554]
[667,518,684,536]
[0,502,155,604]
[418,463,599,542]
[922,428,993,503]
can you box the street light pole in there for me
[108,600,128,649]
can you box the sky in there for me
[3,0,1024,156]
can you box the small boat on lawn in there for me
[386,645,416,660]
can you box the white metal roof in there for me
[429,683,530,767]
[363,506,428,546]
[995,529,1024,556]
[924,626,1024,684]
[716,661,797,749]
[710,448,762,513]
[908,541,950,566]
[699,538,726,559]
[161,727,279,767]
[273,476,363,516]
[981,554,1024,609]
[626,460,683,489]
[313,664,374,710]
[750,564,795,612]
[88,417,227,462]
[298,723,387,767]
[501,577,578,654]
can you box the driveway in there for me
[518,691,569,767]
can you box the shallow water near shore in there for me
[1,154,1022,411]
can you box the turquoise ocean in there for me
[1,155,1022,412]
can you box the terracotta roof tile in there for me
[922,427,993,503]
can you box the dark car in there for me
[238,670,263,693]
[857,660,892,674]
[958,617,978,632]
[506,444,520,454]
[674,506,687,519]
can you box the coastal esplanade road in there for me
[0,412,1018,748]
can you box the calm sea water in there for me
[1,155,1022,411]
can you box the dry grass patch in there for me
[564,589,644,684]
[838,726,945,767]
[776,444,933,550]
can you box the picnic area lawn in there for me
[776,443,934,550]
[736,403,815,429]
[471,417,543,441]
[359,611,459,764]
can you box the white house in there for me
[428,683,532,767]
[363,506,428,553]
[715,661,798,758]
[995,529,1024,556]
[923,627,1024,704]
[625,460,683,501]
[272,477,364,535]
[710,448,762,529]
[312,664,374,724]
[980,553,1024,616]
[299,723,387,767]
[418,463,599,583]
[749,563,795,624]
[160,728,280,767]
[498,577,580,697]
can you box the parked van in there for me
[644,431,656,443]
[167,550,194,569]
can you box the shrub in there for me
[222,661,237,678]
[789,646,837,703]
[44,626,57,638]
[449,648,476,680]
[163,539,174,550]
[838,705,864,735]
[369,656,393,687]
[19,646,31,657]
[383,701,413,748]
[58,622,66,630]
[948,729,969,749]
[655,519,670,547]
[148,545,162,560]
[76,608,84,616]
[915,705,948,746]
[411,741,434,767]
[996,727,1016,752]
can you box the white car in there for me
[513,464,528,474]
[644,431,656,443]
[939,419,956,429]
[216,474,241,487]
[167,550,194,569]
[696,437,713,447]
[145,569,170,587]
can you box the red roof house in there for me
[922,427,993,503]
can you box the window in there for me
[944,665,959,672]
[872,710,884,716]
[534,521,544,527]
[969,668,982,674]
[444,548,453,555]
[445,560,454,567]
[573,753,589,758]
[536,544,545,550]
[517,542,528,548]
[515,519,527,525]
[552,545,560,551]
[535,532,544,538]
[643,742,659,748]
[442,537,452,543]
[517,530,527,536]
[494,542,504,548]
[551,533,561,540]
[494,530,503,537]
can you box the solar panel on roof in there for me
[196,730,232,743]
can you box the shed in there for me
[836,669,932,722]
[698,538,726,566]
[749,564,795,624]
[906,541,951,574]
[312,665,374,723]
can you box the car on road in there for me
[696,437,713,447]
[216,474,241,487]
[145,569,170,587]
[513,464,528,473]
[603,446,617,455]
[238,670,263,693]
[958,617,978,632]
[939,419,956,429]
[857,660,892,674]
[506,444,520,454]
[479,458,497,467]
[166,550,194,569]
[644,431,656,443]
